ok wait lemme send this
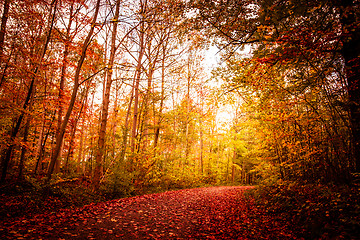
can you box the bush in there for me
[249,181,360,239]
[0,177,106,220]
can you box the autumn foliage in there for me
[1,0,360,238]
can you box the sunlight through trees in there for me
[0,0,359,194]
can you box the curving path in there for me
[0,186,295,239]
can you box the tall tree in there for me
[0,0,10,57]
[53,1,75,174]
[337,0,360,174]
[93,0,121,191]
[130,0,147,157]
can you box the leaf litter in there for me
[0,186,296,239]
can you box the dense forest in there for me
[0,0,359,237]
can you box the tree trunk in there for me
[143,62,154,151]
[0,0,10,89]
[34,112,55,175]
[0,0,10,56]
[77,120,85,174]
[119,89,134,169]
[199,117,204,174]
[53,2,74,175]
[18,113,31,180]
[131,0,147,157]
[64,87,88,173]
[231,164,235,183]
[34,113,45,173]
[339,0,360,175]
[93,0,121,191]
[154,42,167,149]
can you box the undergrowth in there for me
[0,174,226,221]
[0,178,107,221]
[248,181,360,239]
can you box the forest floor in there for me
[1,184,359,239]
[0,186,297,239]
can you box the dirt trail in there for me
[1,186,289,239]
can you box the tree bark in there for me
[338,0,360,175]
[53,2,74,174]
[34,112,55,175]
[65,86,88,173]
[154,44,167,149]
[0,0,10,89]
[17,113,31,180]
[131,0,147,157]
[0,0,10,56]
[93,0,121,191]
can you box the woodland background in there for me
[0,0,359,237]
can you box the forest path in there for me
[1,186,294,239]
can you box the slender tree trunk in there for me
[35,113,46,169]
[153,46,166,149]
[46,0,101,183]
[77,120,85,174]
[119,91,134,168]
[231,164,235,183]
[143,39,160,151]
[0,0,57,183]
[184,51,192,165]
[112,80,122,160]
[226,152,230,181]
[93,0,121,191]
[53,3,74,174]
[0,0,10,56]
[65,87,88,173]
[199,116,204,174]
[339,0,360,175]
[0,0,10,89]
[18,114,31,180]
[34,112,55,175]
[131,1,147,156]
[143,64,154,150]
[64,124,76,173]
[199,83,204,174]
